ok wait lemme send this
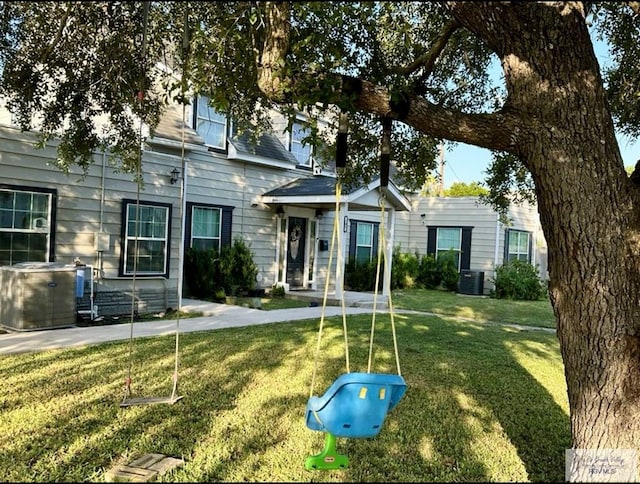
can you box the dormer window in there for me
[194,95,228,151]
[290,120,312,166]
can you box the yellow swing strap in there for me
[366,195,402,376]
[309,180,350,398]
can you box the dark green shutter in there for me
[426,227,437,255]
[504,229,510,263]
[461,227,472,271]
[221,206,233,247]
[349,220,357,260]
[372,222,379,260]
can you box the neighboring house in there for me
[0,92,547,326]
[395,195,548,294]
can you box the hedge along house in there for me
[0,91,411,322]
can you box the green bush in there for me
[270,284,285,298]
[184,247,220,300]
[184,236,258,300]
[417,254,441,289]
[438,250,460,292]
[345,257,380,292]
[220,236,258,296]
[492,259,546,300]
[391,247,420,290]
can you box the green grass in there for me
[392,288,556,329]
[0,311,569,482]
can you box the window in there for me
[436,227,462,270]
[185,202,234,253]
[349,220,379,263]
[505,229,531,263]
[121,200,171,277]
[290,120,312,166]
[191,206,221,251]
[194,95,228,150]
[426,226,473,272]
[0,187,54,265]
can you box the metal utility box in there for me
[0,262,77,331]
[458,270,485,296]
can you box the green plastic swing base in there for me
[305,433,349,470]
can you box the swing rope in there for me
[309,180,350,398]
[367,195,402,376]
[122,1,150,402]
[121,1,185,405]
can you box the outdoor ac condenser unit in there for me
[0,262,77,331]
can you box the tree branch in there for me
[38,3,74,64]
[352,78,523,153]
[628,2,640,15]
[400,18,460,80]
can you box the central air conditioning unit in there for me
[0,262,77,331]
[458,270,485,296]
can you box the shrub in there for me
[183,236,258,300]
[492,259,546,300]
[417,253,441,289]
[270,284,285,298]
[184,247,219,300]
[345,257,379,292]
[438,250,460,292]
[391,247,420,290]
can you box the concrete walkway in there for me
[0,292,554,355]
[0,297,376,355]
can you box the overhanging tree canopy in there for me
[1,0,640,462]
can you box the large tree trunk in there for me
[449,2,640,452]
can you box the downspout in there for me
[176,152,188,311]
[494,211,501,276]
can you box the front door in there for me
[286,217,306,288]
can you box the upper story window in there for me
[194,95,228,150]
[121,199,171,277]
[0,187,55,265]
[290,120,312,166]
[505,229,531,263]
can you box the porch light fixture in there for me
[276,206,285,218]
[315,209,324,220]
[169,167,180,184]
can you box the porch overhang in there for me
[260,175,412,212]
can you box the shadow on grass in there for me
[0,313,569,482]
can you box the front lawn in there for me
[392,288,556,329]
[0,311,569,482]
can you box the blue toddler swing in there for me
[304,116,406,470]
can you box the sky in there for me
[442,135,640,188]
[440,29,640,188]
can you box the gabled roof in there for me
[261,175,412,212]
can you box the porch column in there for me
[383,205,396,297]
[335,201,348,298]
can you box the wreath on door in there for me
[289,224,303,260]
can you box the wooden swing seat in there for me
[120,395,183,408]
[305,372,406,438]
